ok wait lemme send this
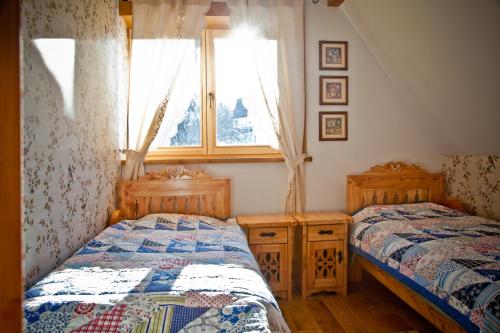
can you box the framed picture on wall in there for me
[319,41,348,70]
[320,76,348,105]
[319,111,348,141]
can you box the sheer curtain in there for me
[123,0,209,180]
[227,0,306,213]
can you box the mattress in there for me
[350,202,500,333]
[24,214,289,333]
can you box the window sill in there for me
[120,154,313,165]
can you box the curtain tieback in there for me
[121,149,147,164]
[285,153,306,170]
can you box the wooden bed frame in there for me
[110,170,231,224]
[347,161,467,333]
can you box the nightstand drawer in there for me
[307,224,344,241]
[248,227,287,244]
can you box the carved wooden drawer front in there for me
[248,227,287,244]
[250,243,288,292]
[307,224,344,241]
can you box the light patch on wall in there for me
[34,39,75,118]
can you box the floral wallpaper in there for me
[443,155,500,221]
[22,0,128,288]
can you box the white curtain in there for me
[227,0,306,213]
[123,0,209,180]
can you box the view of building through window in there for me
[213,37,276,147]
[152,33,277,150]
[217,98,256,145]
[168,96,257,146]
[169,98,201,146]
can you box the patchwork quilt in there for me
[24,214,289,333]
[350,203,500,333]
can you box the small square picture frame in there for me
[319,111,348,141]
[319,41,348,70]
[320,76,348,105]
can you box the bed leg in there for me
[349,254,363,283]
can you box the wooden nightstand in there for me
[236,214,296,300]
[290,211,352,297]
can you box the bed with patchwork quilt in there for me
[24,214,289,333]
[350,202,500,333]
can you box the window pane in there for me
[165,96,201,147]
[214,37,277,147]
[152,39,202,148]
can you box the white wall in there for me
[146,162,289,215]
[147,0,500,216]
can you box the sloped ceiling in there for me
[341,0,500,153]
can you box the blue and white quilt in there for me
[24,214,289,333]
[350,203,500,333]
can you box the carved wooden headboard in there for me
[116,171,231,221]
[346,162,444,214]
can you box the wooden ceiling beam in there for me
[206,2,231,29]
[328,0,345,7]
[119,1,344,28]
[119,1,132,29]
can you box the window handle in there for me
[208,92,214,108]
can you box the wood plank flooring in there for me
[278,276,440,333]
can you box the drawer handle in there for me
[259,232,277,238]
[318,229,333,235]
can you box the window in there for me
[147,38,203,151]
[146,26,280,160]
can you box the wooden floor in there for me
[278,276,440,333]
